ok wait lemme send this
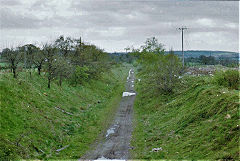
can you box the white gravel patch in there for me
[122,92,136,97]
[106,127,115,137]
[95,156,125,160]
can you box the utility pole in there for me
[178,27,187,67]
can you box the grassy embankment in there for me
[131,74,239,160]
[0,64,130,160]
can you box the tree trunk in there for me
[29,68,32,78]
[13,67,17,78]
[48,77,51,88]
[59,75,62,87]
[38,67,41,75]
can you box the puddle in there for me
[122,92,136,97]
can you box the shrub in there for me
[141,53,182,94]
[87,63,104,79]
[70,66,89,86]
[213,70,239,90]
[132,37,182,94]
[154,54,182,93]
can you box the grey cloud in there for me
[30,0,57,12]
[0,0,22,6]
[0,0,238,52]
[0,8,40,29]
[68,1,238,38]
[0,7,67,29]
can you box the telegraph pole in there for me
[178,27,187,67]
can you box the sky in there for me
[0,0,239,52]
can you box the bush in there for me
[70,66,89,86]
[132,37,182,94]
[154,54,182,93]
[140,53,182,94]
[213,70,239,90]
[87,63,104,79]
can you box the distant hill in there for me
[172,50,239,60]
[109,50,239,60]
[109,52,126,56]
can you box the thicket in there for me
[130,37,182,93]
[0,36,110,88]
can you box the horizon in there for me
[109,49,240,54]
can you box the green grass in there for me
[0,64,130,160]
[131,75,239,160]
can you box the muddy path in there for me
[81,69,136,160]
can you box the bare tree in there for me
[53,56,72,86]
[54,35,73,58]
[43,44,58,88]
[21,44,38,77]
[1,47,22,78]
[33,48,45,75]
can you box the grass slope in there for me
[131,75,239,160]
[0,64,129,160]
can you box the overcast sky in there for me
[0,0,239,52]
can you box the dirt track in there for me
[81,69,136,160]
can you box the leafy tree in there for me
[70,38,109,78]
